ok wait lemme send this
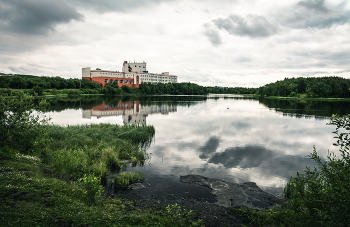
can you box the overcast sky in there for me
[1,0,349,87]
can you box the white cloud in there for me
[0,0,350,87]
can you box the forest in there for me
[0,74,257,96]
[257,76,350,98]
[0,74,101,90]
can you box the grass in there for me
[0,126,202,226]
[40,123,154,180]
[0,155,202,226]
[114,172,144,188]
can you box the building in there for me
[82,61,177,88]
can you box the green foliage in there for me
[258,76,350,98]
[114,172,144,187]
[0,93,50,154]
[42,124,152,180]
[102,84,122,95]
[250,114,350,227]
[32,85,44,96]
[67,89,81,97]
[121,85,131,93]
[139,82,256,95]
[78,174,104,205]
[0,74,101,90]
[162,203,204,226]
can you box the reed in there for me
[114,172,144,187]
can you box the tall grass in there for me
[41,123,154,180]
[114,172,144,188]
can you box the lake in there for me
[44,95,350,195]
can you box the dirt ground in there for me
[118,188,251,227]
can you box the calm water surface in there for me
[45,95,350,194]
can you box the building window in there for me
[120,80,123,83]
[130,81,133,84]
[125,80,128,83]
[104,79,108,82]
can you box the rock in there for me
[128,183,146,190]
[180,174,284,211]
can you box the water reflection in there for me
[259,97,350,119]
[43,95,350,194]
[82,100,177,125]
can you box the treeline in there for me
[0,74,101,90]
[258,76,350,98]
[139,82,257,95]
[139,82,207,95]
[0,74,256,96]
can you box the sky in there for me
[1,0,350,87]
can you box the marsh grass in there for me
[0,156,202,226]
[41,123,153,180]
[114,172,144,188]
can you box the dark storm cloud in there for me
[213,14,278,38]
[282,0,350,28]
[208,146,274,168]
[0,0,83,35]
[0,0,176,35]
[202,23,222,47]
[198,136,220,159]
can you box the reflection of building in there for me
[82,61,177,88]
[82,101,177,125]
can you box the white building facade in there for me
[82,61,177,87]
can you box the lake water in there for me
[44,95,350,195]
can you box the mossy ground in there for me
[0,144,204,227]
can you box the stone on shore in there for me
[180,174,284,211]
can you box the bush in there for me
[121,85,131,93]
[270,114,350,226]
[78,174,104,206]
[0,93,49,154]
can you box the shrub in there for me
[78,174,104,206]
[270,114,350,226]
[0,93,49,154]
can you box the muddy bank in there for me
[180,174,284,211]
[114,174,284,226]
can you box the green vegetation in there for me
[139,82,257,95]
[0,94,203,226]
[115,172,144,187]
[258,76,350,98]
[241,114,350,226]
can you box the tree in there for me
[121,85,131,93]
[33,85,44,96]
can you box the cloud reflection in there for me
[208,146,273,168]
[198,136,220,159]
